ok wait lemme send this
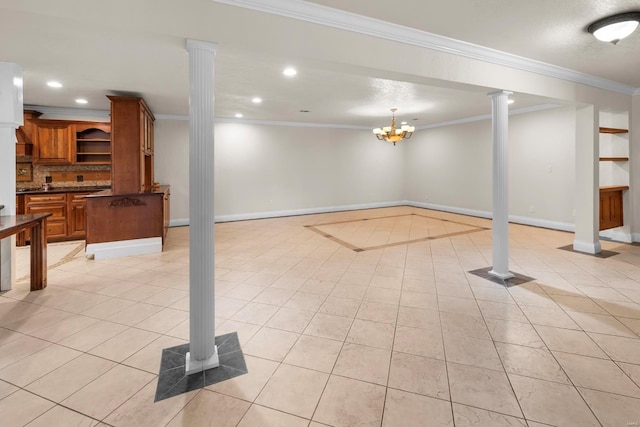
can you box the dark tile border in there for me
[305,213,488,252]
[468,267,536,288]
[154,332,247,402]
[557,244,620,259]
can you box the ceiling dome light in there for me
[47,81,62,88]
[588,11,640,44]
[252,97,262,104]
[235,113,243,118]
[75,98,88,104]
[283,67,297,77]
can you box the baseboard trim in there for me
[171,200,575,234]
[599,228,633,243]
[86,237,162,260]
[213,201,406,223]
[633,233,640,243]
[405,201,575,232]
[572,240,602,254]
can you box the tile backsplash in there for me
[16,156,111,190]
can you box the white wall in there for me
[154,120,406,223]
[405,106,577,227]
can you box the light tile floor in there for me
[1,206,640,426]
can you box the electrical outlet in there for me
[547,165,553,173]
[268,199,273,206]
[76,175,84,182]
[45,176,52,183]
[424,195,428,201]
[529,205,535,213]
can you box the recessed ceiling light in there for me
[235,113,243,118]
[508,99,515,105]
[75,98,88,104]
[283,67,297,77]
[401,121,407,125]
[252,97,262,104]
[47,81,62,88]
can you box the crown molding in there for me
[212,0,638,96]
[417,104,561,130]
[23,105,109,118]
[27,103,561,130]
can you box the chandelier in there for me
[372,108,415,145]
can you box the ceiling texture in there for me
[0,0,638,127]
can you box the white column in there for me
[573,105,601,253]
[185,40,219,374]
[488,90,514,280]
[0,62,24,291]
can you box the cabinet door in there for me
[69,200,87,237]
[35,122,73,164]
[599,190,624,231]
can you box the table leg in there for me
[29,218,47,291]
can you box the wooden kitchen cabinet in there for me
[75,122,111,165]
[33,120,74,165]
[68,193,91,238]
[17,191,100,245]
[599,186,627,231]
[162,187,170,242]
[24,194,68,239]
[108,96,155,194]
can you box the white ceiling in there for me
[0,0,636,126]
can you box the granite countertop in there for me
[86,185,169,198]
[16,185,111,195]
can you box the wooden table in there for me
[0,213,51,291]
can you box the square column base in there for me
[489,269,515,280]
[185,346,219,375]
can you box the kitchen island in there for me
[85,186,170,260]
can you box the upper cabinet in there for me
[75,122,111,165]
[33,120,74,165]
[108,96,155,194]
[16,110,42,156]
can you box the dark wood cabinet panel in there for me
[25,195,68,240]
[68,193,91,238]
[33,121,74,164]
[17,191,99,244]
[108,96,155,194]
[599,187,625,231]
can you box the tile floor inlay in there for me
[154,332,247,402]
[5,206,640,426]
[468,267,536,288]
[305,212,488,252]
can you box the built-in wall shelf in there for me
[600,185,629,192]
[599,127,628,134]
[599,157,629,162]
[76,126,111,165]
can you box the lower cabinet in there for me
[24,194,68,240]
[85,186,169,245]
[599,187,625,231]
[69,193,92,238]
[17,191,97,245]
